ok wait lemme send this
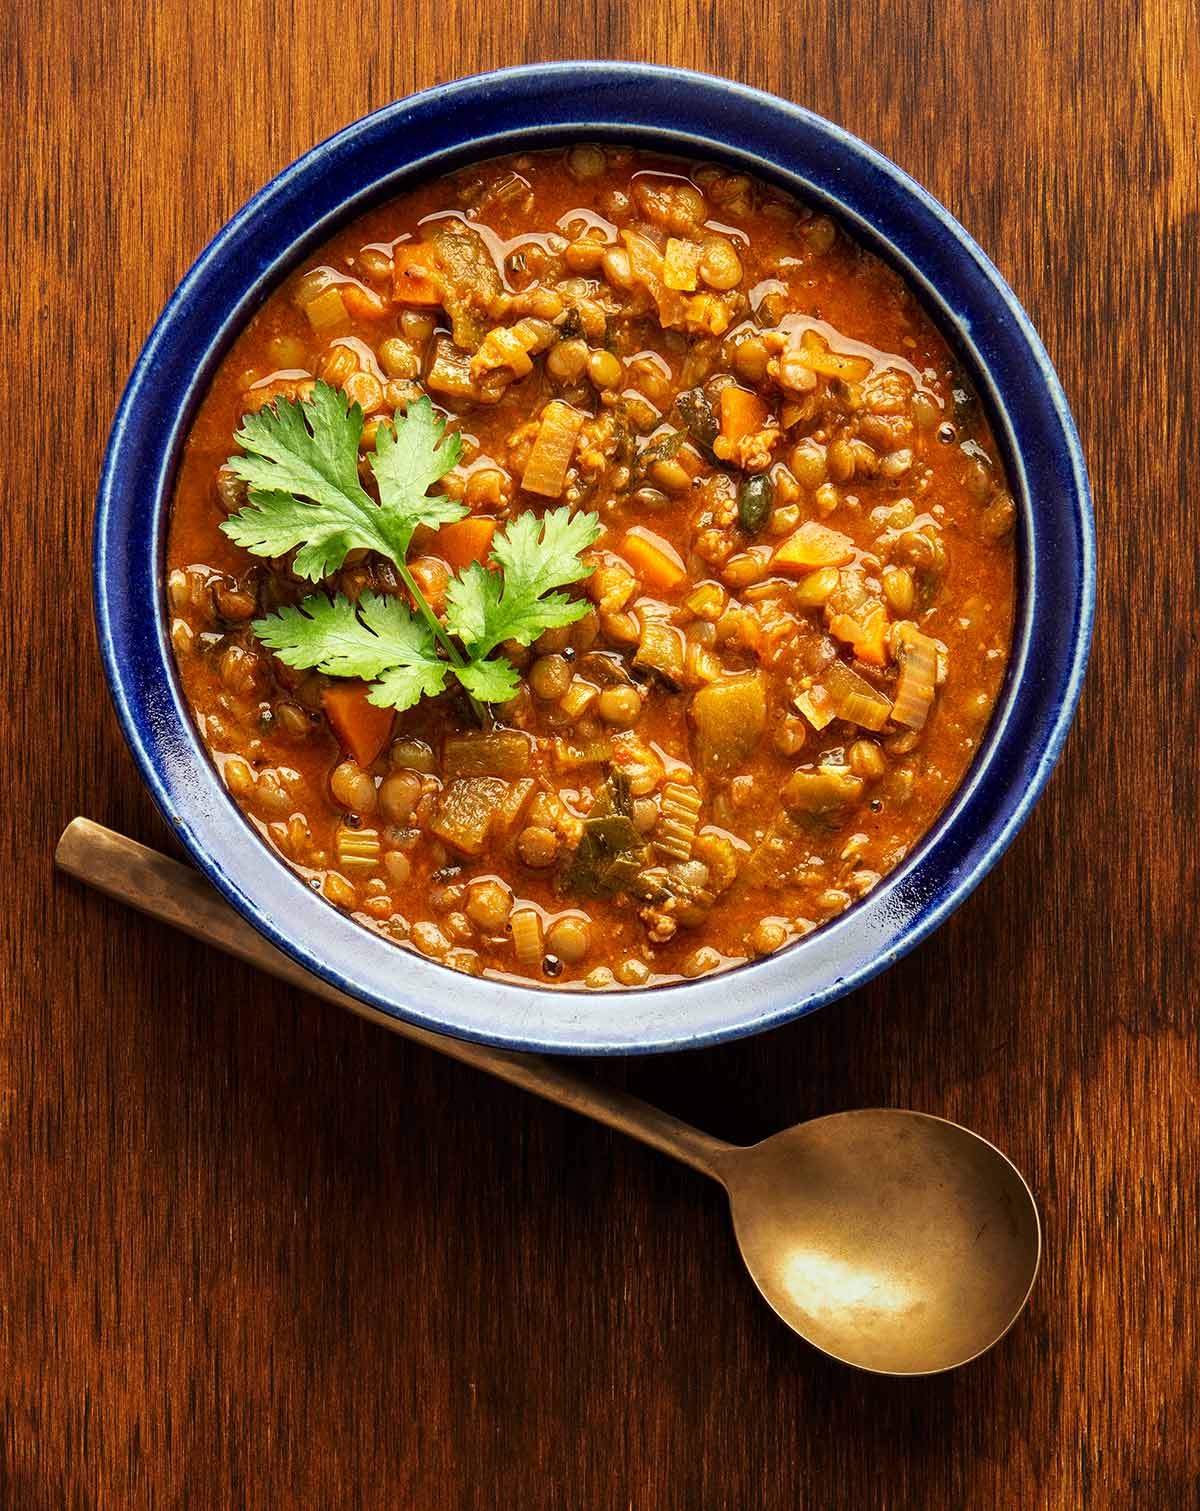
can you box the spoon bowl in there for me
[723,1110,1041,1374]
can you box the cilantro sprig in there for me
[220,383,599,713]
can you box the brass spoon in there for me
[55,818,1041,1376]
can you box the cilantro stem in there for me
[393,560,463,665]
[393,559,487,724]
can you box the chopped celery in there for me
[782,765,865,816]
[443,730,533,778]
[430,776,508,855]
[426,220,502,350]
[821,659,893,732]
[892,625,939,730]
[633,616,686,686]
[690,672,767,771]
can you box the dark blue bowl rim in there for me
[94,63,1095,1055]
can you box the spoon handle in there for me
[55,819,733,1180]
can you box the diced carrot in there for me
[321,682,395,767]
[828,606,890,666]
[392,244,443,306]
[406,556,450,615]
[432,517,497,571]
[621,527,687,592]
[340,282,389,321]
[719,385,768,445]
[771,520,857,573]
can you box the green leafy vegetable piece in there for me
[445,507,600,657]
[559,772,651,898]
[253,591,448,711]
[737,473,773,534]
[633,427,685,484]
[591,769,633,819]
[674,388,719,456]
[221,384,465,580]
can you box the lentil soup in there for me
[166,145,1015,988]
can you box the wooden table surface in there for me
[5,2,1197,1506]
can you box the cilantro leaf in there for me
[371,398,466,548]
[445,507,601,657]
[453,656,523,704]
[220,385,466,580]
[253,591,449,710]
[233,381,367,501]
[222,487,365,583]
[367,660,455,713]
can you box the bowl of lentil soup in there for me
[95,64,1093,1053]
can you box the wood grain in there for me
[4,1,1197,1505]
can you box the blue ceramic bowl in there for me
[95,63,1094,1055]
